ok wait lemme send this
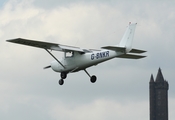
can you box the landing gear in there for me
[60,72,67,79]
[59,79,64,85]
[84,69,97,83]
[58,72,67,85]
[90,75,97,83]
[58,70,97,85]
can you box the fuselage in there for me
[51,49,124,73]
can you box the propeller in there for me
[43,65,51,69]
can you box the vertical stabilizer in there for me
[119,23,137,53]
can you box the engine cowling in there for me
[51,60,64,72]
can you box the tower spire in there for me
[150,74,154,82]
[155,68,164,82]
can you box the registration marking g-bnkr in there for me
[91,51,109,60]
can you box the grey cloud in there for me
[33,0,117,9]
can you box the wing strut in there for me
[45,49,65,68]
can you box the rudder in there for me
[119,23,137,53]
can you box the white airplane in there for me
[7,23,146,85]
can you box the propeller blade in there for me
[43,65,51,69]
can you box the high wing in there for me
[6,38,90,53]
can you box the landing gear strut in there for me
[84,69,97,83]
[58,72,67,85]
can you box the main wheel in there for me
[90,75,97,83]
[59,79,64,85]
[60,72,67,79]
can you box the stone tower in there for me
[149,68,169,120]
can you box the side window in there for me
[65,51,74,58]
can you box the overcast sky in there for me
[0,0,175,120]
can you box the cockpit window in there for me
[65,51,74,58]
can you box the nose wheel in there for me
[58,72,67,85]
[61,72,67,79]
[59,79,64,85]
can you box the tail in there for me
[101,23,146,59]
[119,23,137,53]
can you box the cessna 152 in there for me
[7,23,146,85]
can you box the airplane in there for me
[6,23,146,85]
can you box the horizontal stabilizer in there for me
[101,46,125,52]
[102,46,146,55]
[117,54,146,59]
[130,48,146,54]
